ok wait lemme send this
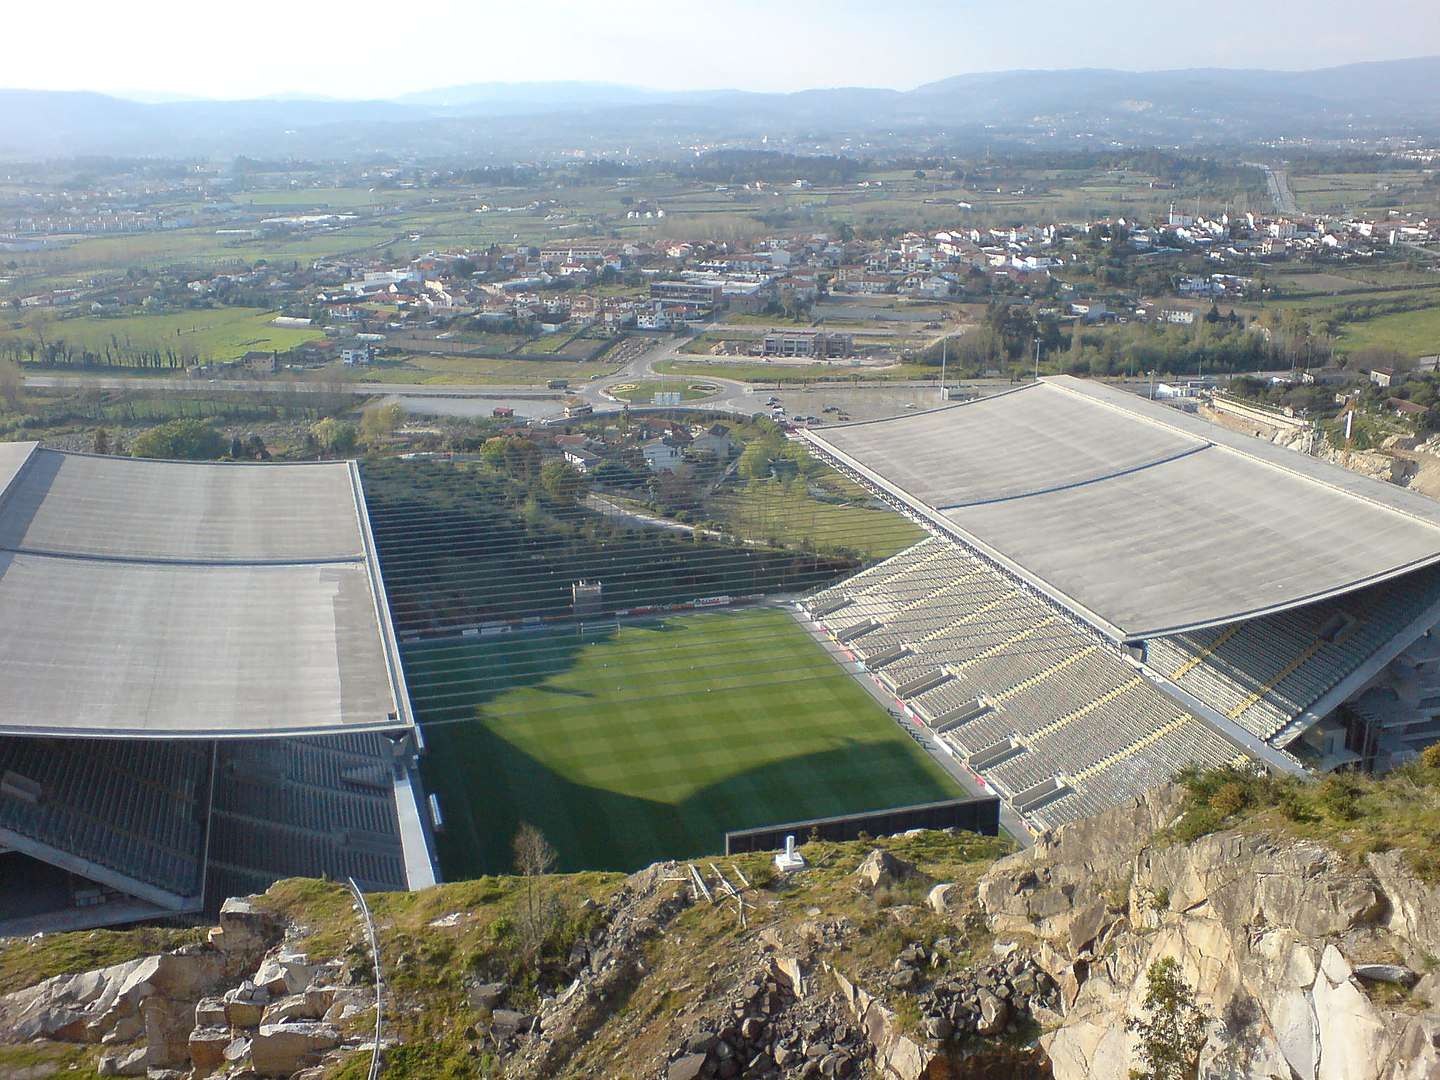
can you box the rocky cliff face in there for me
[3,787,1440,1079]
[0,898,379,1078]
[978,786,1440,1080]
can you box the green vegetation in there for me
[361,457,859,636]
[0,307,322,368]
[713,477,925,560]
[129,418,225,459]
[0,384,352,448]
[0,1044,104,1080]
[1170,752,1440,881]
[1127,957,1211,1080]
[605,379,715,403]
[0,924,205,997]
[311,416,358,456]
[243,824,1009,1079]
[1335,304,1440,358]
[331,353,620,386]
[406,608,959,877]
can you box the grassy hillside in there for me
[1172,749,1440,879]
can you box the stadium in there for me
[796,376,1440,829]
[0,443,436,934]
[7,372,1440,928]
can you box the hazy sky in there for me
[10,0,1440,99]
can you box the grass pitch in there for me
[405,608,959,876]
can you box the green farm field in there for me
[1,307,322,362]
[1335,304,1440,357]
[406,608,958,877]
[331,352,621,385]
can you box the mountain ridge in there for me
[3,56,1439,161]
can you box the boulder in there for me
[668,1053,708,1080]
[926,883,962,915]
[193,997,227,1028]
[223,1035,252,1063]
[253,951,315,997]
[323,988,371,1025]
[249,1021,341,1076]
[188,1026,232,1074]
[467,982,506,1010]
[1312,945,1390,1080]
[261,989,332,1025]
[211,898,283,956]
[96,1046,147,1077]
[684,1032,717,1055]
[491,1008,535,1036]
[141,997,197,1069]
[976,989,1009,1036]
[222,982,269,1029]
[854,849,922,892]
[832,968,938,1080]
[889,966,921,991]
[0,948,227,1047]
[1352,964,1419,987]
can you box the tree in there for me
[540,459,589,503]
[737,441,774,481]
[0,358,21,412]
[592,459,644,488]
[480,435,541,480]
[310,418,358,458]
[130,419,226,460]
[513,822,560,967]
[359,401,406,445]
[1127,958,1210,1080]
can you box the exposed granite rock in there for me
[978,785,1440,1080]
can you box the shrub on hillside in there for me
[129,418,225,460]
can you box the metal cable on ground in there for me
[346,877,384,1080]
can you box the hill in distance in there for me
[2,57,1438,160]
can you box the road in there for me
[20,335,760,422]
[1260,163,1300,216]
[21,317,968,424]
[25,355,1165,428]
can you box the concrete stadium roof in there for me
[803,376,1440,641]
[0,443,413,737]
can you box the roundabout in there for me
[603,380,721,403]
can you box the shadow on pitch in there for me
[401,621,621,714]
[421,719,957,879]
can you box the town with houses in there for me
[7,192,1433,367]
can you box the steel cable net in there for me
[358,442,979,876]
[357,433,1250,878]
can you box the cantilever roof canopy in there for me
[803,376,1440,641]
[0,443,412,737]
